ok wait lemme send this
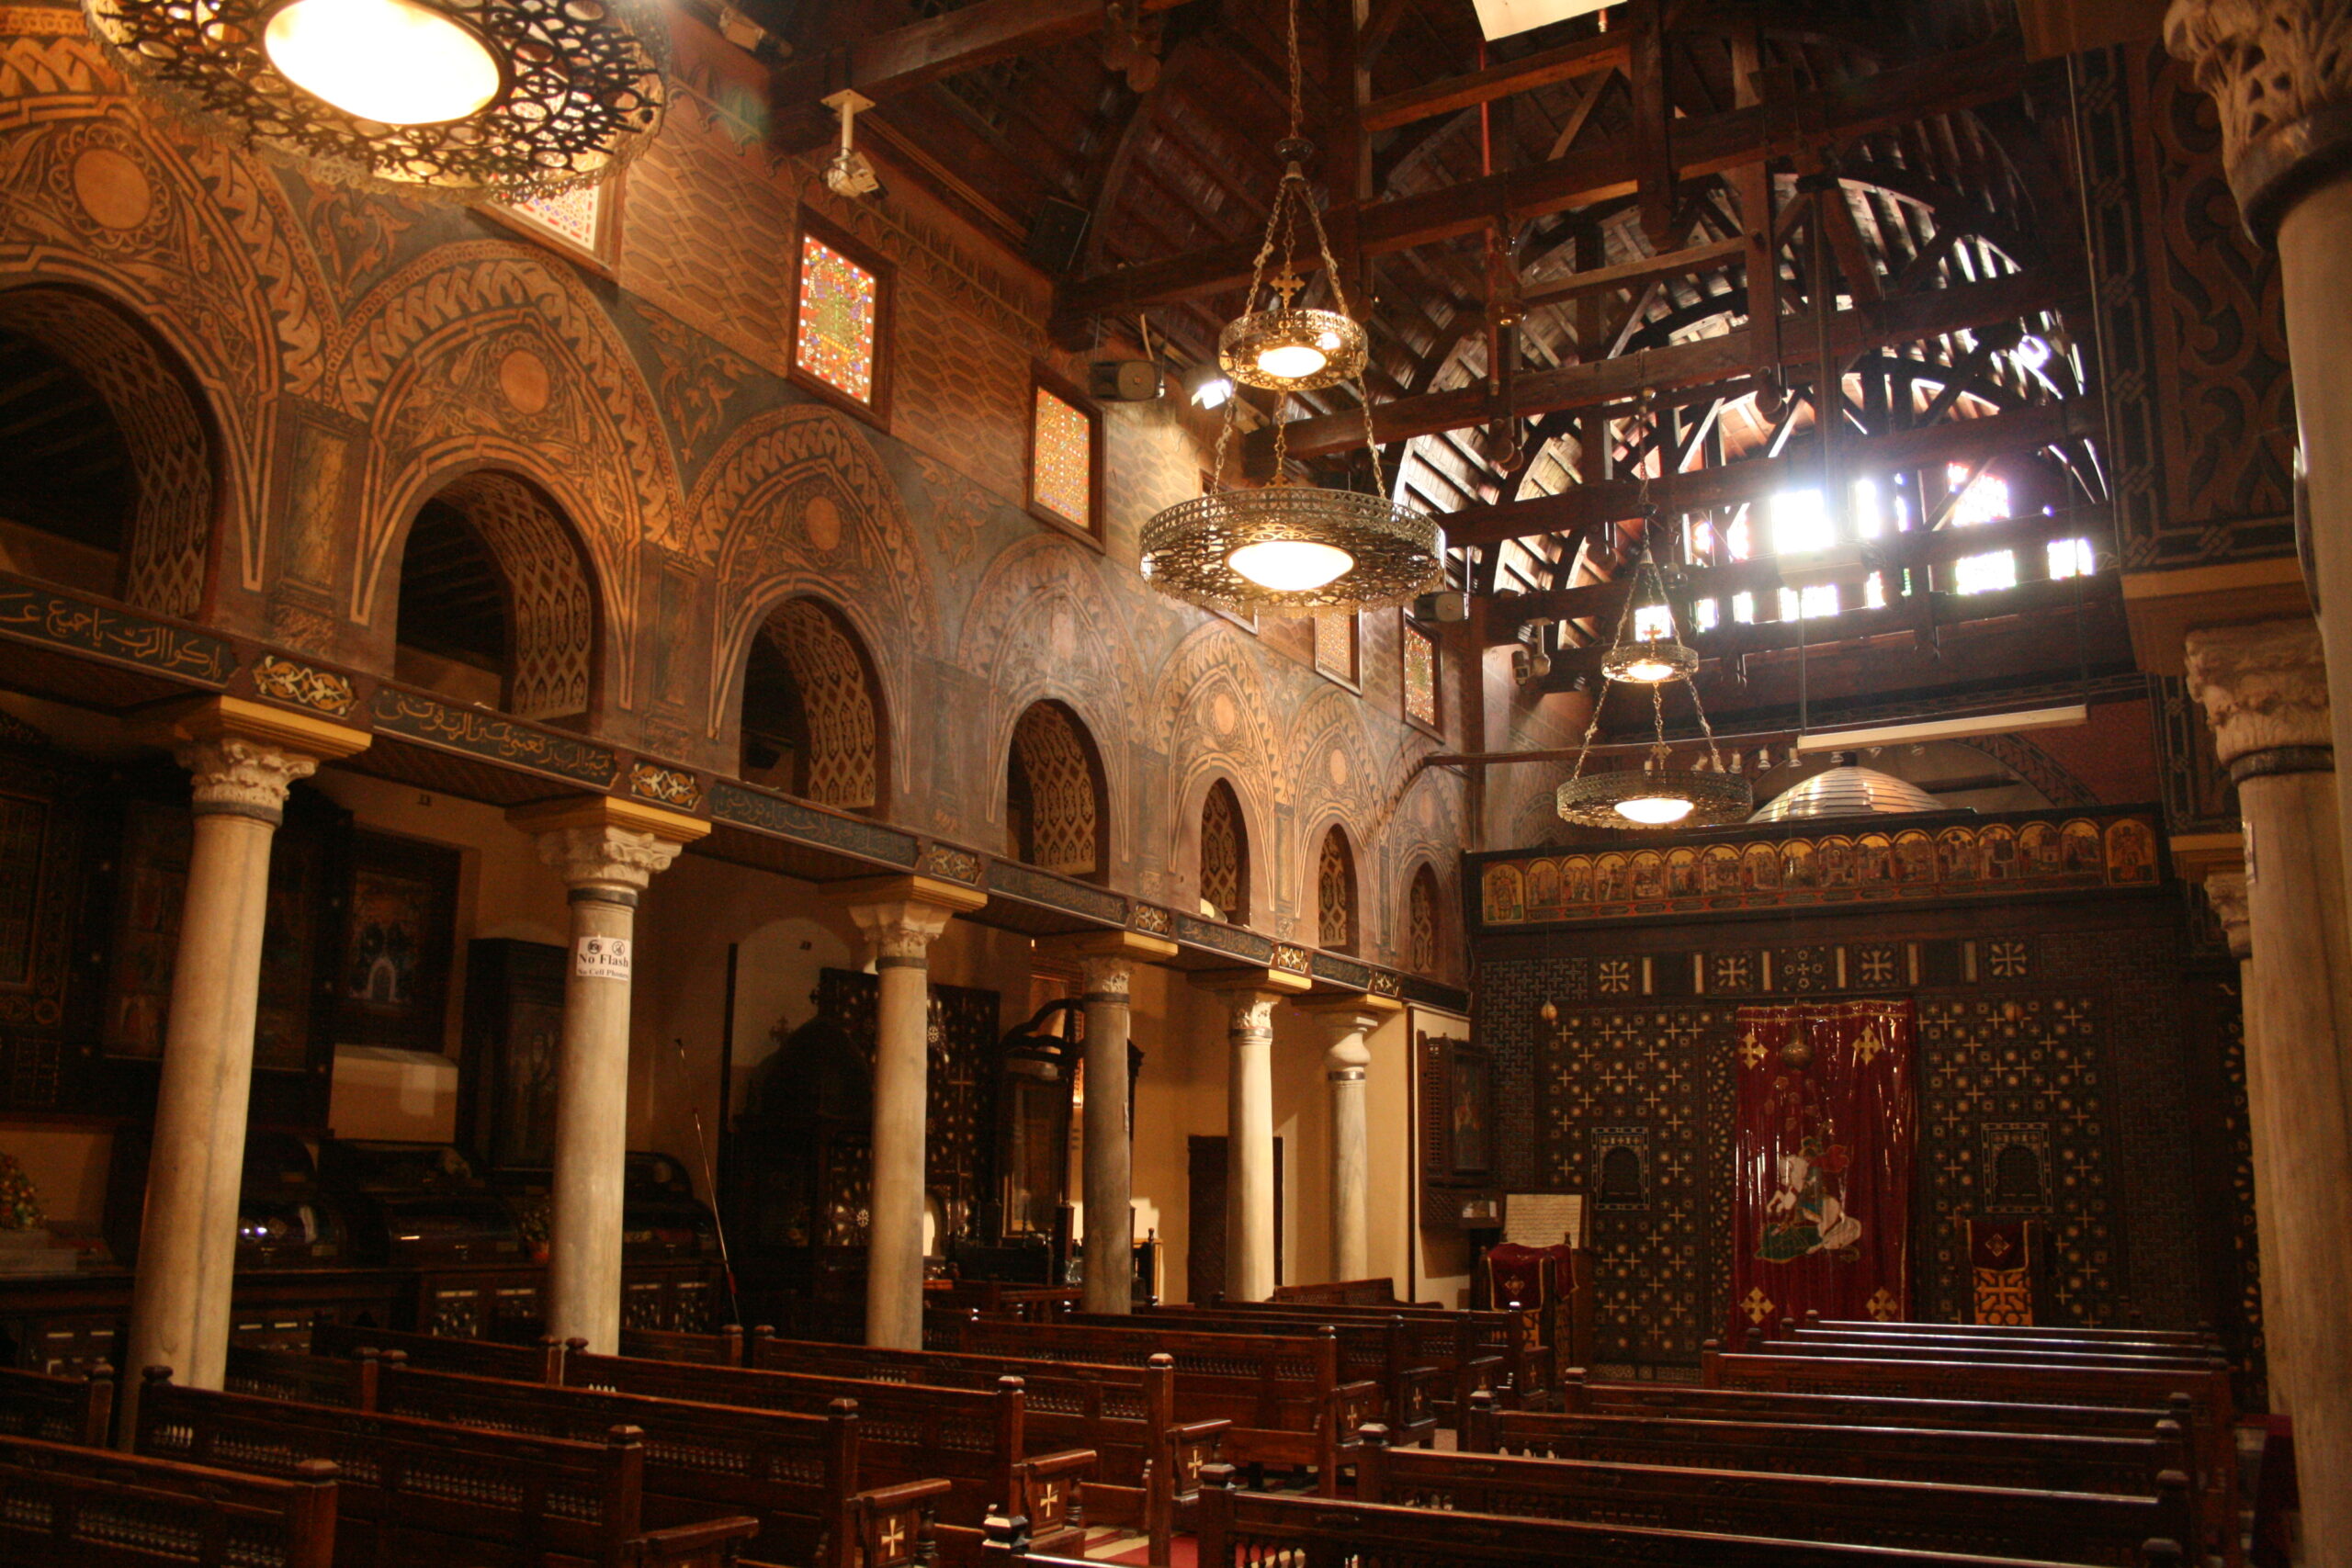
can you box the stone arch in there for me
[1315,821,1362,953]
[699,406,929,798]
[1154,622,1286,826]
[0,283,215,617]
[961,533,1143,850]
[1195,775,1253,927]
[737,593,891,815]
[335,246,678,708]
[1007,699,1110,880]
[395,468,603,723]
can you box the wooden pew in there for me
[621,1324,745,1366]
[1463,1394,2191,1504]
[133,1373,764,1568]
[1269,1278,1429,1307]
[560,1348,1094,1564]
[227,1345,387,1410]
[737,1329,1221,1567]
[1160,1297,1544,1416]
[1072,1308,1442,1449]
[310,1324,1097,1562]
[0,1434,339,1568]
[1765,1328,2234,1371]
[1142,1466,2184,1568]
[1784,1325,2233,1361]
[1807,1313,2222,1348]
[1702,1347,2240,1565]
[1363,1421,2192,1566]
[925,1312,1374,1494]
[0,1364,114,1447]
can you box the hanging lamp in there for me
[83,0,669,198]
[1555,541,1752,829]
[1139,0,1439,614]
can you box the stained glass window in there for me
[1032,384,1091,525]
[1404,620,1440,728]
[1313,610,1357,682]
[795,232,878,404]
[501,184,603,253]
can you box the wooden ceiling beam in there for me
[1057,36,2027,324]
[1361,28,1627,131]
[1244,263,2080,468]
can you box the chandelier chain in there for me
[1285,0,1305,142]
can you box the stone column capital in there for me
[2184,618,2335,775]
[1037,928,1180,995]
[1193,966,1312,1034]
[144,695,370,822]
[829,874,987,964]
[510,795,707,896]
[2204,868,2253,960]
[2166,0,2352,234]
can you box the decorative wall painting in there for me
[333,831,459,1054]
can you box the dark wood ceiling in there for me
[757,0,2120,733]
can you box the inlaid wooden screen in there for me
[1199,780,1247,923]
[1317,825,1355,951]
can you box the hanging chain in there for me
[1285,0,1304,142]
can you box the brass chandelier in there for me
[83,0,669,198]
[1139,0,1440,614]
[1556,547,1752,829]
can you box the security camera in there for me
[821,89,887,201]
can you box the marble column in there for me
[1195,969,1310,1301]
[1296,994,1403,1284]
[1040,931,1178,1314]
[123,699,368,1429]
[2184,619,2352,1560]
[2169,0,2352,935]
[509,797,707,1355]
[2200,866,2294,1416]
[834,875,987,1348]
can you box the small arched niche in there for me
[738,595,888,816]
[1198,778,1250,926]
[1406,862,1442,975]
[0,287,214,617]
[1006,700,1108,881]
[393,470,598,726]
[1316,824,1360,953]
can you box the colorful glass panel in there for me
[796,233,878,403]
[1032,385,1091,525]
[1404,621,1440,728]
[501,184,602,252]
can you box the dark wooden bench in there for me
[1078,1308,1443,1449]
[1076,1466,2185,1568]
[0,1364,114,1447]
[1766,1327,2234,1371]
[1363,1421,2189,1566]
[621,1325,746,1366]
[1269,1278,1430,1307]
[1180,1295,1555,1414]
[1702,1348,2240,1565]
[133,1373,763,1568]
[227,1346,388,1410]
[1807,1313,2222,1348]
[307,1325,1096,1562]
[314,1321,561,1381]
[1462,1395,2190,1508]
[560,1348,1092,1564]
[738,1329,1222,1567]
[925,1312,1374,1493]
[0,1433,338,1568]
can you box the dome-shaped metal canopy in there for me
[1748,763,1946,823]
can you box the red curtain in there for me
[1730,998,1916,1343]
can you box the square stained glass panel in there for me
[1314,611,1357,682]
[1032,385,1091,525]
[1404,620,1440,728]
[796,233,878,404]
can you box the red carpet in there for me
[1095,1538,1196,1566]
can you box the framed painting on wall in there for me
[460,937,568,1172]
[331,830,459,1055]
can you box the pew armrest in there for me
[1170,1417,1230,1496]
[849,1478,955,1568]
[621,1512,763,1568]
[1394,1365,1442,1432]
[1019,1446,1098,1537]
[1329,1380,1383,1447]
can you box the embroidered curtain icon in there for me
[1967,1215,2036,1325]
[1730,998,1917,1344]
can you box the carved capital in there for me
[178,737,319,818]
[844,898,956,963]
[536,823,683,892]
[2204,869,2253,960]
[1078,953,1133,999]
[2183,618,2333,768]
[2166,0,2352,231]
[1226,993,1279,1038]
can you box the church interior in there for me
[0,0,2341,1560]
